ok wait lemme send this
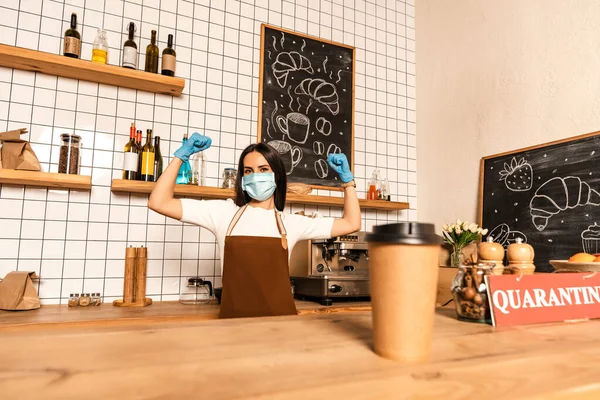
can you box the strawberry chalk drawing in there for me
[499,157,533,192]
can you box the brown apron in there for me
[218,205,298,319]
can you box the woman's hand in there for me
[174,133,212,162]
[327,153,353,183]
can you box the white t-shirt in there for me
[180,198,335,273]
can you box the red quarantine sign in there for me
[485,273,600,327]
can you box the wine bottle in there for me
[153,136,163,181]
[176,134,192,184]
[161,34,176,76]
[122,122,139,180]
[63,13,81,59]
[136,130,143,179]
[92,29,109,64]
[122,22,137,69]
[140,129,155,182]
[145,30,159,73]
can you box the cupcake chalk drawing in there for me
[581,223,600,254]
[529,176,600,231]
[499,157,533,192]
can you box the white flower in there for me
[442,224,449,231]
[481,229,488,235]
[462,221,470,230]
[456,219,462,226]
[469,225,478,233]
[456,227,462,234]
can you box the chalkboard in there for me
[479,131,600,272]
[257,24,355,189]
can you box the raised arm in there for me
[328,153,361,237]
[148,133,211,220]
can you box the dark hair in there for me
[234,143,287,211]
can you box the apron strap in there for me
[274,209,288,250]
[226,205,248,237]
[225,205,288,250]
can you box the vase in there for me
[450,245,465,268]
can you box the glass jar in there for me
[180,277,213,305]
[68,293,80,307]
[59,134,81,174]
[451,262,494,323]
[222,168,237,189]
[91,293,102,306]
[79,293,91,307]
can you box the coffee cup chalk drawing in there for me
[267,140,303,175]
[258,24,354,188]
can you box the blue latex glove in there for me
[328,153,353,183]
[174,133,212,162]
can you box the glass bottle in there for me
[79,293,91,307]
[95,293,102,306]
[161,34,176,76]
[140,129,155,182]
[222,168,237,189]
[153,136,163,181]
[122,22,137,69]
[68,293,80,307]
[176,134,193,184]
[136,130,143,180]
[123,122,139,180]
[92,29,109,64]
[368,170,379,200]
[63,13,81,59]
[190,150,206,186]
[145,30,159,73]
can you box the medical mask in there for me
[242,172,276,201]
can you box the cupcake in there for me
[581,223,600,254]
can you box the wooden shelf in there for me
[0,169,92,190]
[0,44,184,96]
[111,179,409,211]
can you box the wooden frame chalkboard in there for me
[257,24,355,190]
[479,130,600,272]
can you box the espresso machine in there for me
[289,232,370,305]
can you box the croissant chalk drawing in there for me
[271,52,314,88]
[294,78,339,115]
[529,176,600,231]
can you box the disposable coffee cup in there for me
[366,222,443,362]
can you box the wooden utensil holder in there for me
[113,246,152,307]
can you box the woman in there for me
[148,133,360,319]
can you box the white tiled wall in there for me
[0,0,416,304]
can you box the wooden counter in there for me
[0,300,371,332]
[1,304,600,399]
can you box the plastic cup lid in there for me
[366,222,443,245]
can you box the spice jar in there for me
[451,262,494,324]
[68,293,80,307]
[59,134,81,174]
[91,292,102,306]
[222,168,237,189]
[180,277,213,305]
[79,293,91,307]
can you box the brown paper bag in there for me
[0,271,41,311]
[0,129,41,171]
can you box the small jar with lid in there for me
[59,134,81,174]
[68,293,80,307]
[79,293,91,307]
[222,168,237,189]
[180,277,213,305]
[451,262,494,324]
